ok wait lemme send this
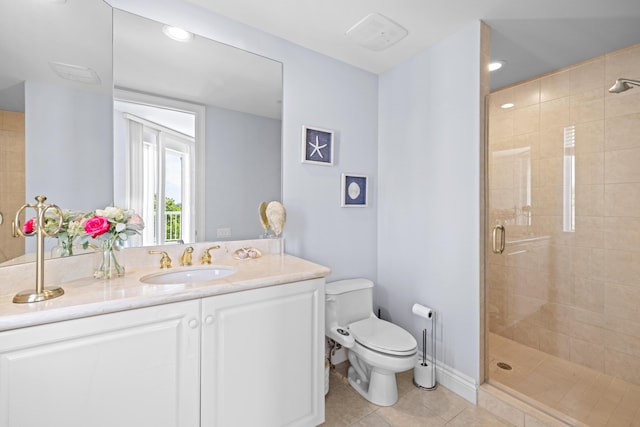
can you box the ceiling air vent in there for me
[345,13,408,51]
[49,61,101,85]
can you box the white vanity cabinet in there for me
[0,300,201,427]
[0,278,325,427]
[201,278,325,427]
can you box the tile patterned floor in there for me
[489,333,640,427]
[322,363,511,427]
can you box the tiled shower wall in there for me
[487,43,640,385]
[0,110,25,263]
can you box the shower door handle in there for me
[492,225,505,254]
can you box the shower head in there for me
[609,78,640,93]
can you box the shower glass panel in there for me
[486,43,640,424]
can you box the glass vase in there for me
[94,239,124,279]
[60,238,74,257]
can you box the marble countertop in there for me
[0,253,330,332]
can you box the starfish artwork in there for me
[308,135,327,159]
[302,126,334,165]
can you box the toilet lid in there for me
[348,317,417,356]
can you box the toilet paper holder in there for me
[412,303,437,390]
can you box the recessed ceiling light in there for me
[501,103,515,109]
[489,61,506,72]
[162,25,194,42]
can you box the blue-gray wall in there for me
[108,0,483,389]
[378,22,483,384]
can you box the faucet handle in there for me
[181,246,194,266]
[148,250,172,269]
[201,245,221,264]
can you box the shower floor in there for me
[489,333,640,426]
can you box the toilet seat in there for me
[348,317,417,356]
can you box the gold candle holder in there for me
[12,195,65,303]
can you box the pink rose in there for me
[84,216,111,238]
[23,218,35,234]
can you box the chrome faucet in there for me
[180,246,194,266]
[149,250,172,269]
[201,245,221,264]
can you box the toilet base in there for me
[347,366,399,407]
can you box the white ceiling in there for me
[185,0,640,89]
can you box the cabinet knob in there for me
[205,315,215,325]
[188,319,199,329]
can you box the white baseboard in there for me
[426,354,477,404]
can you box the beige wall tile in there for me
[570,88,604,124]
[575,152,603,185]
[604,112,640,151]
[533,185,563,216]
[605,44,640,84]
[605,90,640,118]
[575,184,604,217]
[539,127,564,159]
[604,315,640,340]
[574,120,604,154]
[539,329,572,360]
[572,277,604,313]
[605,249,640,285]
[605,148,640,183]
[515,105,540,135]
[570,58,605,94]
[604,183,640,217]
[490,110,514,140]
[541,71,571,102]
[514,80,540,108]
[490,87,516,113]
[538,156,563,185]
[605,349,640,385]
[570,338,604,371]
[604,281,640,319]
[604,216,640,252]
[1,110,25,132]
[574,216,603,249]
[540,98,572,130]
[606,331,640,359]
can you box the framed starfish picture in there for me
[302,125,334,166]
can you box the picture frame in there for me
[302,125,334,166]
[341,173,368,207]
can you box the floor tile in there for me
[324,361,512,427]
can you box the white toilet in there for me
[325,278,417,406]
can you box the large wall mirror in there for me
[0,0,283,266]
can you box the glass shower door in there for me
[486,47,640,424]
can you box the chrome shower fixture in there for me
[609,78,640,93]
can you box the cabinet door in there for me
[0,300,201,427]
[201,279,325,427]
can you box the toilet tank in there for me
[325,278,374,327]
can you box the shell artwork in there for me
[258,201,270,232]
[265,201,286,237]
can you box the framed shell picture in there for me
[341,173,368,207]
[302,125,334,166]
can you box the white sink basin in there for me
[140,266,236,285]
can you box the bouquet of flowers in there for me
[23,210,86,257]
[23,205,143,278]
[78,206,144,279]
[78,206,144,250]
